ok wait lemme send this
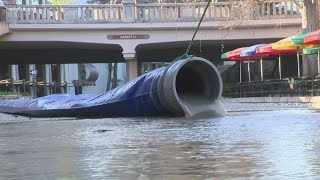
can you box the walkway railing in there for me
[5,0,301,24]
[136,0,301,22]
[0,78,73,96]
[6,4,123,23]
[223,77,320,98]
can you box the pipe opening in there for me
[175,60,221,102]
[174,59,224,117]
[176,66,204,95]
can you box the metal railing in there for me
[223,77,320,98]
[6,4,123,23]
[0,78,73,96]
[5,0,301,24]
[136,0,301,22]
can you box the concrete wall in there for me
[0,22,9,36]
[82,63,107,94]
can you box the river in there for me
[0,103,319,179]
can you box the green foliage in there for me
[0,91,24,100]
[50,0,74,5]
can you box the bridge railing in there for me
[6,4,123,23]
[136,0,301,22]
[5,0,301,24]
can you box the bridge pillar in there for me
[45,64,52,95]
[11,65,19,93]
[60,64,66,93]
[124,52,138,81]
[11,65,19,81]
[29,64,36,98]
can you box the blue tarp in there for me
[0,67,171,117]
[0,57,223,118]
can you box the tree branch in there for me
[291,0,303,10]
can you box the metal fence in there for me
[6,0,301,24]
[223,77,320,98]
[0,79,71,95]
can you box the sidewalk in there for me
[221,96,320,109]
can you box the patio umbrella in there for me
[291,32,312,44]
[304,29,320,76]
[302,47,320,75]
[272,36,314,78]
[304,29,320,44]
[221,52,228,60]
[227,47,247,83]
[256,44,296,79]
[240,44,269,81]
[303,48,319,55]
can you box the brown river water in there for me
[0,103,319,179]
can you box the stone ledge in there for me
[221,96,320,103]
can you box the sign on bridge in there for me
[107,34,150,40]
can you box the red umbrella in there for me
[304,29,320,44]
[227,48,247,60]
[256,44,296,79]
[228,47,268,82]
[240,44,269,81]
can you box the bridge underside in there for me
[0,38,281,64]
[136,38,280,63]
[0,41,124,64]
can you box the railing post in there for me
[64,6,78,22]
[122,0,135,23]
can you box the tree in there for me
[299,0,319,77]
[50,0,74,5]
[224,0,319,76]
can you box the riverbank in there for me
[221,96,320,109]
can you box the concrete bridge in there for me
[0,0,302,81]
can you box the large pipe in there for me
[0,57,224,118]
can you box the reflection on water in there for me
[0,108,320,179]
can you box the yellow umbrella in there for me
[272,36,315,78]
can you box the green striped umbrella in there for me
[221,52,228,60]
[303,47,320,75]
[291,32,315,77]
[221,50,242,82]
[303,47,319,55]
[291,32,312,44]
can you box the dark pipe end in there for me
[159,57,223,117]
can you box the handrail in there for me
[5,0,301,24]
[6,4,122,8]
